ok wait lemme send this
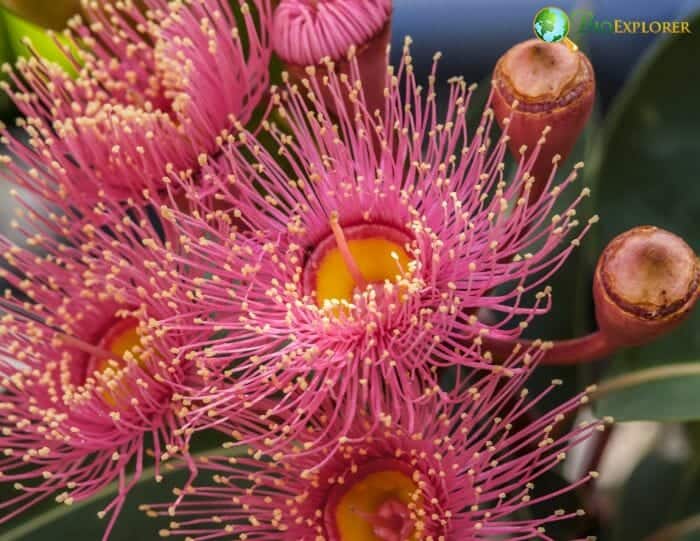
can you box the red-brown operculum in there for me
[283,22,391,118]
[492,39,595,202]
[593,226,699,347]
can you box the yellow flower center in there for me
[315,237,411,306]
[91,318,150,405]
[308,219,412,308]
[326,467,422,541]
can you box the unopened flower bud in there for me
[593,226,699,347]
[492,39,594,202]
[272,0,392,116]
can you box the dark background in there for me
[390,0,699,108]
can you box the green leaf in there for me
[595,355,700,422]
[1,462,181,541]
[584,9,700,254]
[0,9,14,116]
[0,9,11,67]
[1,7,78,76]
[588,12,700,421]
[611,453,700,541]
[0,431,234,541]
[686,422,700,458]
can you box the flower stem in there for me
[483,329,616,365]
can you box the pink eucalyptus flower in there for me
[0,195,215,539]
[148,41,598,450]
[0,0,271,207]
[146,347,609,540]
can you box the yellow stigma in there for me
[315,237,411,306]
[92,319,149,405]
[334,470,421,541]
[94,324,144,373]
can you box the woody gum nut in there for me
[593,226,700,347]
[492,39,595,201]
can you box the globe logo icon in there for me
[533,6,571,43]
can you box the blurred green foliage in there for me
[1,7,78,75]
[592,11,700,423]
[611,453,700,541]
[0,6,11,113]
